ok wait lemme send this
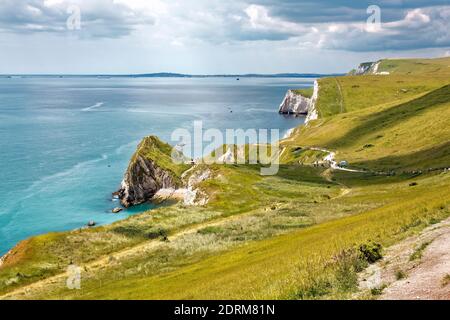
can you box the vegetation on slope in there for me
[130,135,190,180]
[377,57,450,76]
[293,87,314,99]
[315,57,450,117]
[283,84,450,171]
[1,57,449,300]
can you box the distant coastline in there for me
[0,72,343,79]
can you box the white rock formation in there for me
[354,61,390,76]
[305,81,319,124]
[279,80,319,123]
[153,168,211,206]
[218,147,235,164]
[278,90,310,114]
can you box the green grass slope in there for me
[1,57,449,300]
[315,57,450,117]
[377,57,450,76]
[284,84,450,171]
[130,135,190,179]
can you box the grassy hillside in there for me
[1,57,449,300]
[55,174,450,300]
[316,57,450,117]
[377,57,450,76]
[283,84,450,171]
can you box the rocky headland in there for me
[116,136,211,208]
[116,136,189,207]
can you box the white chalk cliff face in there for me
[305,81,319,124]
[278,90,310,114]
[278,81,319,125]
[354,61,390,76]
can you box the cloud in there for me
[0,0,155,38]
[317,6,450,51]
[0,0,448,52]
[253,0,450,23]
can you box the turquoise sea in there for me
[0,76,312,255]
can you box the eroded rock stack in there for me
[278,90,310,114]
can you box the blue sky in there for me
[0,0,449,74]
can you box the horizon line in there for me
[0,72,345,78]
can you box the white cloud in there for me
[0,0,156,38]
[0,0,448,52]
[244,4,307,34]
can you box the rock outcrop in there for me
[279,81,319,118]
[117,136,188,208]
[278,90,310,114]
[305,81,319,124]
[118,155,178,207]
[349,60,390,76]
[152,167,211,206]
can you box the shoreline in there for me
[0,83,315,262]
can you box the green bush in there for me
[334,251,360,292]
[371,284,387,296]
[359,241,383,263]
[395,270,406,280]
[112,225,146,238]
[147,228,168,240]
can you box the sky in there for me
[0,0,449,74]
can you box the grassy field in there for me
[377,57,450,76]
[293,87,314,98]
[1,57,449,300]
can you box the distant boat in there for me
[236,78,240,81]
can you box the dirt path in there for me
[309,147,365,173]
[359,217,450,300]
[335,78,345,114]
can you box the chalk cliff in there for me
[278,90,310,114]
[117,136,189,208]
[305,81,319,124]
[279,81,319,123]
[349,60,390,76]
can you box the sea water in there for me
[0,76,312,255]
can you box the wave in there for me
[0,154,109,230]
[3,154,109,208]
[82,102,104,112]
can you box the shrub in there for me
[395,270,406,280]
[112,225,146,238]
[409,241,430,261]
[359,241,383,263]
[147,228,168,240]
[334,250,360,292]
[371,284,387,296]
[294,277,333,300]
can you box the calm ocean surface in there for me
[0,76,312,255]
